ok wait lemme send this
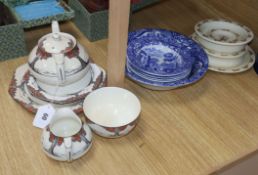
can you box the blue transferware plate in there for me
[126,60,190,79]
[126,40,209,90]
[126,61,189,83]
[127,29,198,77]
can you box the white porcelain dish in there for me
[8,64,107,114]
[206,50,245,68]
[191,33,246,58]
[26,63,104,104]
[191,33,255,73]
[29,43,91,88]
[28,21,90,83]
[42,108,92,161]
[83,87,141,138]
[194,19,253,54]
[192,33,247,68]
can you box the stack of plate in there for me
[192,19,255,73]
[125,29,209,90]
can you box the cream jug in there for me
[41,108,92,161]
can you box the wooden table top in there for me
[1,0,258,174]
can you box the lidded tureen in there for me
[28,21,92,96]
[8,21,107,114]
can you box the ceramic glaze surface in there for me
[126,29,208,90]
[29,40,89,77]
[25,63,103,104]
[83,87,141,138]
[127,29,198,77]
[195,19,253,45]
[126,61,191,83]
[191,33,255,73]
[208,46,255,73]
[207,52,244,68]
[28,21,90,88]
[88,121,136,138]
[51,117,81,137]
[42,108,92,161]
[191,33,246,58]
[126,57,208,90]
[194,19,254,55]
[8,64,107,114]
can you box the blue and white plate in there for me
[126,58,208,90]
[126,61,189,83]
[127,29,199,77]
[126,29,209,90]
[126,60,191,79]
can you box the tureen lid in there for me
[38,21,76,54]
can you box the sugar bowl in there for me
[83,87,141,138]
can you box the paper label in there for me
[33,104,55,129]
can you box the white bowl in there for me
[191,33,247,68]
[83,87,141,138]
[206,50,246,68]
[208,46,256,73]
[194,19,253,54]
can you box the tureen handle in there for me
[54,53,66,84]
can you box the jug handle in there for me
[64,137,72,162]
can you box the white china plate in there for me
[9,64,106,114]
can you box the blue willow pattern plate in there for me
[127,29,199,76]
[126,58,208,90]
[125,29,209,90]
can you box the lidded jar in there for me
[28,21,92,96]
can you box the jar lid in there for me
[38,32,76,54]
